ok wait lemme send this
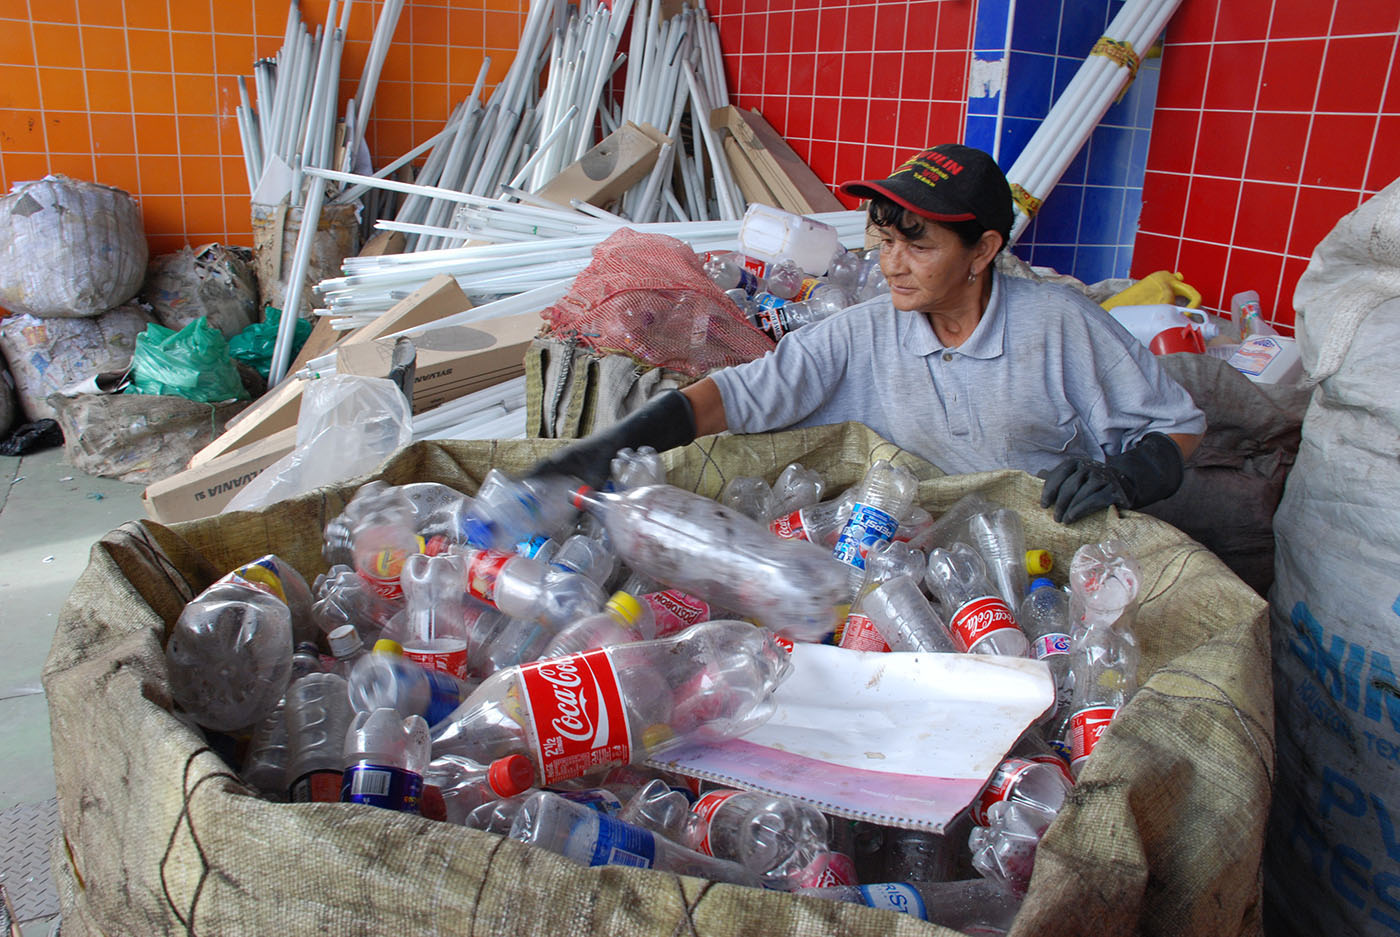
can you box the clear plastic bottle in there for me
[825,250,867,292]
[464,793,532,834]
[1057,616,1140,778]
[423,752,536,824]
[609,446,667,489]
[970,755,1073,828]
[895,504,937,552]
[341,706,431,813]
[477,618,554,674]
[703,251,761,296]
[617,777,694,843]
[846,574,956,653]
[345,485,426,601]
[719,475,775,521]
[969,798,1059,897]
[840,540,936,652]
[769,462,825,519]
[400,552,473,679]
[748,296,835,342]
[767,492,853,547]
[510,789,761,886]
[541,592,656,659]
[311,563,403,646]
[797,878,1022,932]
[638,589,715,638]
[327,624,368,677]
[347,639,473,727]
[763,258,806,299]
[832,460,919,596]
[455,469,579,551]
[966,507,1029,611]
[880,828,960,883]
[1067,540,1141,638]
[549,533,616,587]
[925,543,1029,657]
[164,561,296,732]
[241,700,290,799]
[573,484,849,642]
[434,546,606,630]
[430,620,792,786]
[285,671,355,802]
[1019,578,1073,722]
[682,788,833,889]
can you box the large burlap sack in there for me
[46,424,1270,937]
[0,175,147,317]
[1266,178,1400,937]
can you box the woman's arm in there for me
[682,377,729,436]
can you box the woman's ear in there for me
[973,228,1004,274]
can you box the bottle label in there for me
[403,639,469,681]
[465,550,514,606]
[949,596,1018,653]
[689,789,741,856]
[1070,705,1118,771]
[222,556,289,603]
[585,813,658,868]
[857,883,928,919]
[519,649,632,786]
[753,291,789,311]
[516,534,553,559]
[795,850,859,888]
[754,305,790,342]
[1047,736,1072,764]
[838,613,891,653]
[641,589,712,637]
[1032,632,1072,660]
[422,670,467,726]
[972,757,1037,825]
[341,762,423,813]
[769,508,811,541]
[832,503,899,571]
[289,769,343,804]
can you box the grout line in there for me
[1355,29,1399,199]
[22,0,52,181]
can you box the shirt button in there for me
[942,353,952,361]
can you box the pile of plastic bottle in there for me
[163,450,1143,934]
[702,247,889,343]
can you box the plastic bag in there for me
[228,306,312,379]
[124,318,250,403]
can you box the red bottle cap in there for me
[570,485,593,510]
[488,754,536,797]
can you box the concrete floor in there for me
[0,444,148,932]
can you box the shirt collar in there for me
[893,271,1009,360]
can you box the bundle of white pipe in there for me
[1005,0,1182,245]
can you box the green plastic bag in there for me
[124,318,249,403]
[228,306,312,379]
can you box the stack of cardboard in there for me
[711,108,845,216]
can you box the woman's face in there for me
[874,221,979,314]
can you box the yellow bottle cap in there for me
[373,638,404,655]
[1025,550,1053,575]
[606,591,644,625]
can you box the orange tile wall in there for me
[0,0,528,255]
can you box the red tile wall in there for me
[1133,0,1400,329]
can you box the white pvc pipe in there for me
[270,179,325,385]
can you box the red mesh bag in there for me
[542,228,775,377]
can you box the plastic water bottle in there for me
[925,543,1029,657]
[165,558,297,732]
[573,484,849,642]
[241,701,291,799]
[966,507,1029,611]
[796,879,1022,931]
[770,462,825,518]
[683,788,834,889]
[719,476,775,520]
[825,250,868,292]
[1058,615,1140,778]
[341,706,431,813]
[423,752,536,824]
[430,620,792,785]
[541,592,656,658]
[510,789,761,885]
[1019,578,1073,720]
[1067,539,1141,637]
[400,552,473,679]
[832,460,919,597]
[455,469,579,551]
[433,546,606,630]
[326,624,368,677]
[549,534,616,587]
[702,251,760,296]
[285,671,355,802]
[881,828,961,883]
[347,639,473,727]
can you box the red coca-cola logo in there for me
[838,614,891,653]
[537,658,596,742]
[1070,706,1118,767]
[520,649,631,784]
[973,757,1035,825]
[769,509,807,541]
[950,596,1017,652]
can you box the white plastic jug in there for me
[738,204,841,276]
[1106,304,1218,349]
[1227,335,1303,384]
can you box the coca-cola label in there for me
[402,639,469,681]
[642,589,712,637]
[949,595,1018,653]
[838,613,891,653]
[857,883,928,919]
[795,849,858,888]
[465,550,513,606]
[519,649,631,786]
[769,508,811,541]
[689,790,741,856]
[1032,632,1072,660]
[973,757,1037,825]
[832,503,899,571]
[1070,705,1118,770]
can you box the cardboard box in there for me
[335,310,543,414]
[537,122,670,209]
[143,427,297,524]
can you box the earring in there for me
[967,269,978,283]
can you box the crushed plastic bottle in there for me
[311,563,403,646]
[925,543,1029,657]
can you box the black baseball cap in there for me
[840,144,1014,241]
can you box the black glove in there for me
[1039,432,1185,524]
[526,388,698,489]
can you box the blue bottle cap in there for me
[1029,577,1056,592]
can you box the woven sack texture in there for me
[46,423,1269,937]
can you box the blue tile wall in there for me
[966,0,1162,284]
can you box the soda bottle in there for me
[1020,578,1073,721]
[923,492,997,552]
[845,575,956,653]
[400,552,473,679]
[241,700,291,799]
[970,755,1073,828]
[895,504,937,552]
[341,707,431,813]
[617,777,694,842]
[347,639,473,727]
[311,563,403,647]
[573,484,848,642]
[422,752,536,824]
[1067,539,1141,637]
[797,878,1022,932]
[455,469,579,551]
[430,620,792,786]
[840,540,934,652]
[702,251,760,296]
[464,793,532,833]
[925,543,1029,657]
[477,618,555,673]
[509,789,761,886]
[540,592,656,659]
[683,788,834,889]
[719,476,775,521]
[285,671,355,802]
[824,250,868,292]
[164,558,297,732]
[768,492,853,548]
[1058,616,1140,778]
[763,258,806,299]
[435,546,606,630]
[966,507,1029,611]
[769,462,825,519]
[340,484,429,601]
[832,460,919,596]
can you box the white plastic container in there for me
[737,204,841,276]
[1227,335,1303,385]
[1106,303,1218,349]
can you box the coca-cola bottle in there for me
[429,620,792,787]
[767,491,854,548]
[434,545,606,629]
[572,484,849,642]
[311,563,403,647]
[422,752,536,824]
[399,552,474,679]
[840,540,941,653]
[682,787,838,889]
[1057,615,1140,778]
[718,476,775,521]
[831,460,919,597]
[796,879,1022,932]
[769,462,826,519]
[925,543,1029,657]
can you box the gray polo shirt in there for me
[709,270,1206,477]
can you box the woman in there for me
[533,144,1205,525]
